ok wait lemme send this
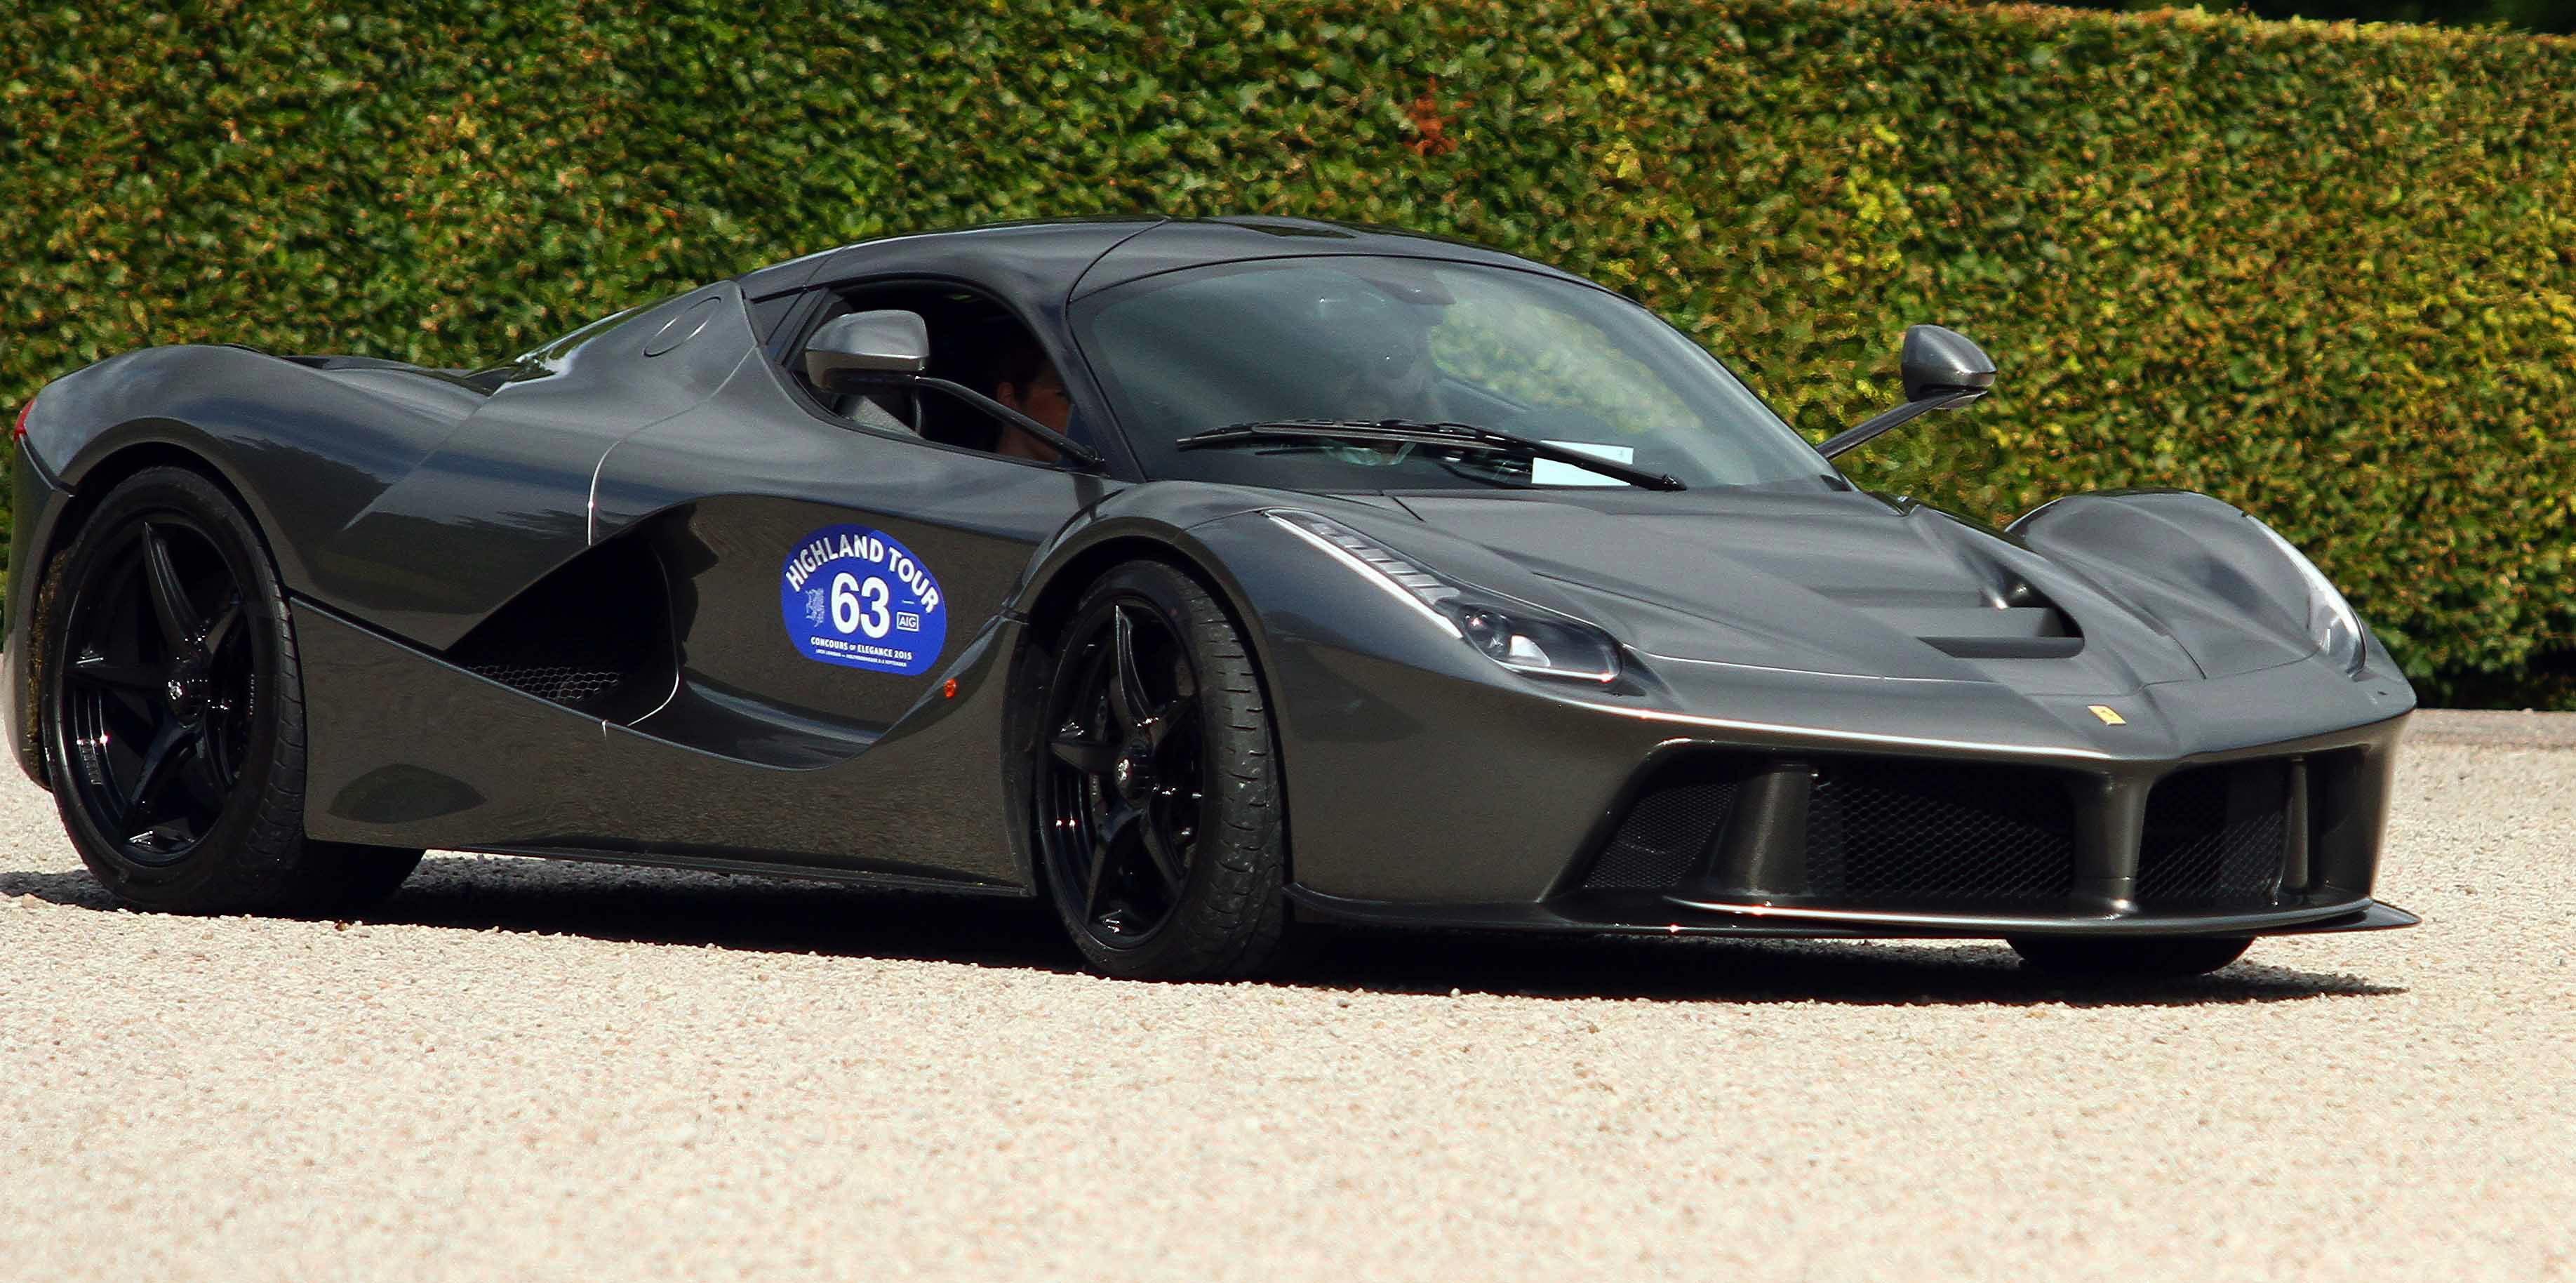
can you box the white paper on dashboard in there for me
[1531,440,1635,486]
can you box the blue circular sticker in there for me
[779,525,947,675]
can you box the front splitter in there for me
[1287,886,2417,940]
[1659,893,2418,938]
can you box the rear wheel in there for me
[40,467,422,915]
[2006,934,2253,978]
[1032,561,1286,979]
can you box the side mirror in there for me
[1899,324,1996,403]
[1819,324,1999,459]
[804,310,930,390]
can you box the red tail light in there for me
[11,397,28,441]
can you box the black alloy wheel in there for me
[1033,561,1286,979]
[55,513,253,864]
[1045,601,1203,944]
[41,467,422,912]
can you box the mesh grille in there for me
[1582,778,1738,891]
[463,662,627,707]
[1806,761,2078,906]
[439,540,666,719]
[2137,762,2288,908]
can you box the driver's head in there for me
[987,340,1069,462]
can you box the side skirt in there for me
[456,844,1032,896]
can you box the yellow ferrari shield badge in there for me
[2088,705,2127,726]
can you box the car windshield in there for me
[1072,255,1834,491]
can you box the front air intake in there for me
[1581,774,1742,891]
[2136,762,2290,908]
[1803,759,2079,906]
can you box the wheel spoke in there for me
[139,525,202,649]
[199,594,243,653]
[94,688,159,750]
[196,722,234,789]
[121,720,195,824]
[1082,838,1112,915]
[1135,804,1187,894]
[180,731,235,809]
[1049,735,1119,775]
[1107,606,1152,731]
[74,651,164,745]
[1144,694,1195,750]
[69,654,159,692]
[1085,802,1140,916]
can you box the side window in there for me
[787,281,1076,466]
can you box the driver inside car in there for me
[987,343,1072,464]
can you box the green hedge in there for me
[4,0,2571,704]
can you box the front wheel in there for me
[2006,934,2253,978]
[1031,561,1287,980]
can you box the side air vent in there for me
[1577,757,1759,892]
[443,539,674,723]
[1583,778,1740,891]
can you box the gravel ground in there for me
[2,710,2570,1282]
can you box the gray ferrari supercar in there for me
[5,217,2415,979]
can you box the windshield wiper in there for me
[1173,418,1686,491]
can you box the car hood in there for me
[1382,488,2316,694]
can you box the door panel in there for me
[594,357,1113,747]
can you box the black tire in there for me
[1030,560,1287,980]
[2006,933,2253,978]
[39,466,422,915]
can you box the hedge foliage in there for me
[3,0,2571,703]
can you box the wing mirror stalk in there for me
[803,309,1105,470]
[1818,324,1997,460]
[835,370,1105,470]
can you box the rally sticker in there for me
[778,525,947,675]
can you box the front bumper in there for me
[1286,720,2420,941]
[1260,627,2413,939]
[1540,711,2409,937]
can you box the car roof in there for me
[732,216,1599,304]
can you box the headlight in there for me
[2245,515,2366,674]
[1267,510,1623,683]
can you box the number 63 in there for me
[830,571,893,639]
